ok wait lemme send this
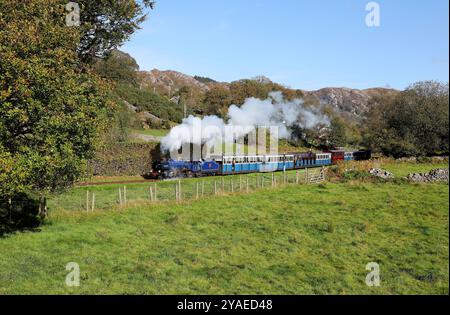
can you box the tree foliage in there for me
[364,81,449,157]
[0,0,111,198]
[76,0,155,62]
[93,50,140,85]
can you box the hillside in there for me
[136,68,399,122]
[303,87,399,121]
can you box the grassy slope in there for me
[131,129,169,137]
[0,181,448,295]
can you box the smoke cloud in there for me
[160,92,329,153]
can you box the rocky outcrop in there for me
[369,168,395,179]
[406,169,449,183]
[138,69,212,93]
[303,87,399,121]
[135,66,400,123]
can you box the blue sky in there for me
[122,0,449,90]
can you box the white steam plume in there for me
[160,91,329,152]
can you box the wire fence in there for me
[48,167,326,213]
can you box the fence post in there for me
[231,178,234,193]
[175,183,178,201]
[38,196,48,219]
[91,193,95,212]
[221,177,225,194]
[154,184,157,201]
[178,180,182,201]
[86,190,89,212]
[149,185,154,202]
[306,168,309,184]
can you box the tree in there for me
[93,50,140,85]
[364,81,449,157]
[76,0,155,62]
[0,0,110,199]
[203,86,233,116]
[328,117,348,148]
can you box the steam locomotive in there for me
[150,149,372,179]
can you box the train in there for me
[149,149,372,179]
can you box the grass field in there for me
[51,169,312,212]
[0,182,448,294]
[0,162,448,294]
[379,160,449,177]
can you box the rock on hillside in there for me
[138,69,211,94]
[135,66,399,122]
[303,87,399,121]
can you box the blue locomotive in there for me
[150,150,371,179]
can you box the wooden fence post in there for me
[202,181,205,197]
[38,196,48,219]
[91,193,95,212]
[86,190,89,212]
[296,171,299,184]
[149,185,154,201]
[231,178,234,193]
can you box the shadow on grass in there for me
[0,193,44,237]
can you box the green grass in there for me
[50,170,310,212]
[131,129,169,137]
[380,160,449,177]
[0,180,448,294]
